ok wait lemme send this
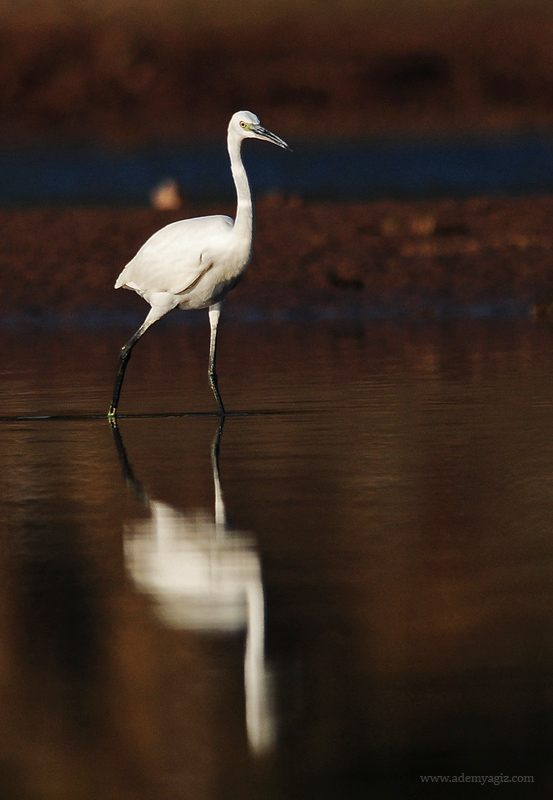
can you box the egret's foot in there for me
[107,406,118,426]
[209,373,226,416]
[214,396,226,415]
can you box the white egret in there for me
[108,111,290,418]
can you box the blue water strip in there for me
[2,133,553,205]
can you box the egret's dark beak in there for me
[255,125,291,151]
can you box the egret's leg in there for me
[108,323,147,419]
[208,301,226,415]
[108,295,179,419]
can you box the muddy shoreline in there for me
[1,196,553,326]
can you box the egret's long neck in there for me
[228,133,253,241]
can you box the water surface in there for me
[4,133,553,205]
[1,319,552,798]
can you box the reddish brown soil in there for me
[1,196,553,325]
[2,9,553,144]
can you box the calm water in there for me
[4,133,553,205]
[1,318,553,798]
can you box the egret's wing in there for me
[116,215,234,296]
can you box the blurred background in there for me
[1,0,553,145]
[2,0,553,204]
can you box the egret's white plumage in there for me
[108,111,290,418]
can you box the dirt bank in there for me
[2,6,553,144]
[1,196,553,326]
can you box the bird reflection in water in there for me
[111,420,275,755]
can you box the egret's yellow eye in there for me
[239,121,247,128]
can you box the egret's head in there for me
[230,110,290,150]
